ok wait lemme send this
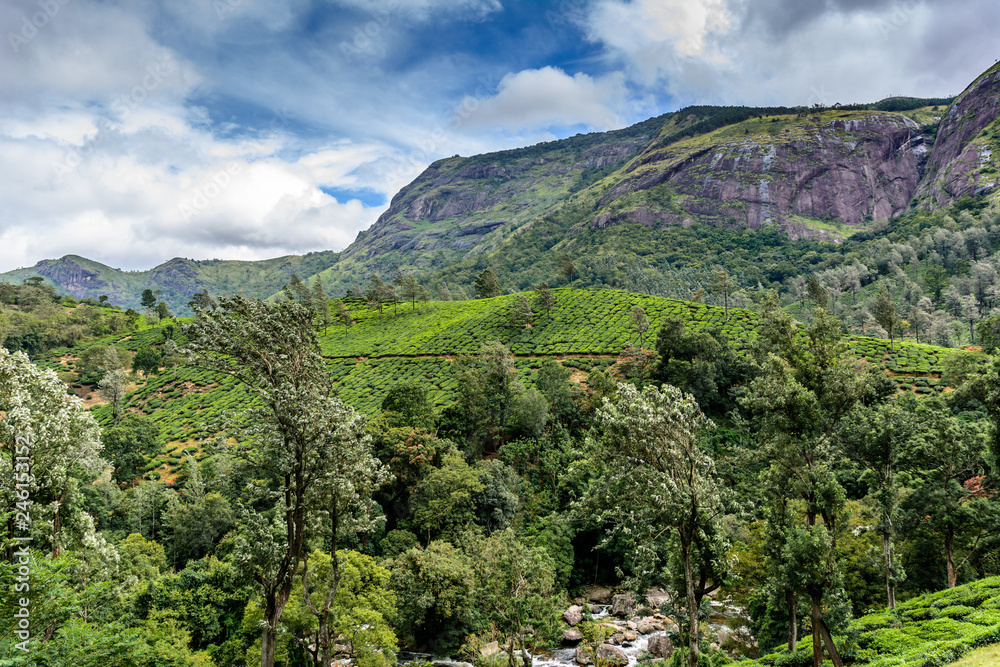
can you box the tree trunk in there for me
[683,536,699,667]
[815,610,844,667]
[810,596,822,667]
[262,624,277,667]
[320,623,332,667]
[262,586,293,667]
[786,589,797,651]
[946,527,957,588]
[883,532,896,608]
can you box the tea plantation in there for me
[746,577,1000,667]
[44,288,954,479]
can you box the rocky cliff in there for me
[594,111,930,238]
[915,62,1000,208]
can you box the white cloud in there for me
[586,0,733,82]
[458,66,627,132]
[583,0,1000,107]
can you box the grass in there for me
[949,643,1000,666]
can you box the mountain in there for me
[4,63,999,306]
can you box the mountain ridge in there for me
[3,64,999,311]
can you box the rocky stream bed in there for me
[404,588,750,667]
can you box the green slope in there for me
[747,576,1000,667]
[46,289,953,481]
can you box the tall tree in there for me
[739,308,889,667]
[101,414,160,486]
[365,276,388,324]
[401,275,420,310]
[470,529,557,667]
[901,396,990,588]
[873,286,903,351]
[300,399,390,667]
[311,280,330,333]
[586,382,725,667]
[333,299,355,338]
[474,269,502,299]
[712,268,736,321]
[98,369,129,423]
[183,291,387,667]
[140,288,156,314]
[557,253,576,285]
[806,275,828,311]
[0,348,103,559]
[841,400,916,608]
[132,346,160,379]
[532,282,556,318]
[508,295,533,331]
[628,305,650,349]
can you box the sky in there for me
[1,0,998,272]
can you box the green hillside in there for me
[747,577,1000,667]
[44,288,954,480]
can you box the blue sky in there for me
[1,0,998,271]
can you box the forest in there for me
[4,222,1000,667]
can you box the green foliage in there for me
[388,540,475,652]
[102,414,161,485]
[409,451,484,542]
[381,381,436,430]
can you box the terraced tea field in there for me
[44,288,954,479]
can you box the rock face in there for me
[916,62,1000,208]
[599,112,929,236]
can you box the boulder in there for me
[432,662,472,667]
[646,589,670,608]
[563,629,583,644]
[481,642,502,657]
[585,586,614,604]
[596,644,628,667]
[589,604,603,615]
[636,618,658,635]
[574,647,593,665]
[609,594,635,618]
[647,635,674,658]
[563,605,584,627]
[623,631,638,642]
[608,633,624,645]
